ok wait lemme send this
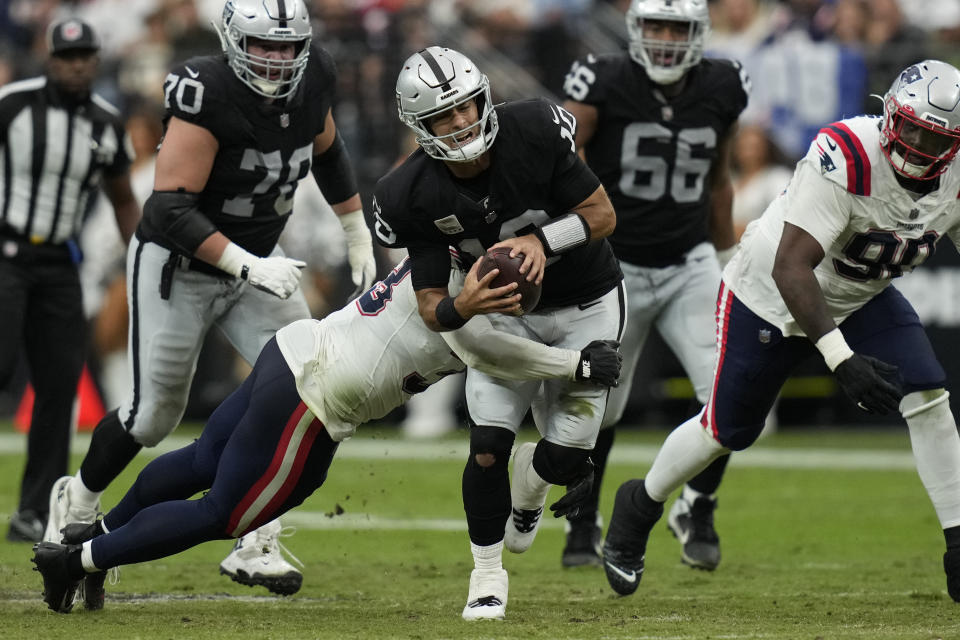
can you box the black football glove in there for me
[548,459,595,518]
[576,340,622,387]
[834,353,903,414]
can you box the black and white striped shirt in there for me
[0,76,132,245]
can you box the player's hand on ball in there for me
[490,235,547,286]
[458,259,522,317]
[246,256,306,299]
[834,353,902,414]
[576,340,622,387]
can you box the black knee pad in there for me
[532,440,591,485]
[468,425,515,469]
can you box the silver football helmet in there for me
[880,60,960,180]
[626,0,710,85]
[395,47,498,162]
[214,0,311,99]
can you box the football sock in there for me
[70,471,103,511]
[645,411,729,503]
[462,449,512,546]
[902,390,960,528]
[471,541,504,571]
[80,409,143,493]
[686,451,730,495]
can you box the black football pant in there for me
[0,246,84,518]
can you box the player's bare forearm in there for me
[572,184,615,239]
[772,222,834,341]
[193,232,232,265]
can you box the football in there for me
[476,247,542,313]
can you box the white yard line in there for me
[0,433,916,470]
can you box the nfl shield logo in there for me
[280,113,290,128]
[758,329,771,344]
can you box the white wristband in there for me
[815,327,854,372]
[337,209,369,243]
[215,242,255,279]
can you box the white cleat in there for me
[43,476,100,543]
[219,519,304,595]
[504,442,548,553]
[461,568,508,620]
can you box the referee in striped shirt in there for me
[0,19,139,542]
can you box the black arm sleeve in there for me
[140,190,217,255]
[311,131,359,205]
[408,243,455,290]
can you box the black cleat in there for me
[944,548,960,602]
[61,521,107,610]
[667,495,721,571]
[562,515,602,568]
[31,542,82,613]
[602,479,662,596]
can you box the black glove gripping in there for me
[576,340,623,387]
[834,353,903,414]
[549,459,595,518]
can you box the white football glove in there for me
[217,243,305,300]
[338,209,377,298]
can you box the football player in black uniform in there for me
[374,46,625,620]
[561,0,749,571]
[43,0,376,603]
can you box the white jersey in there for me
[275,258,581,441]
[726,115,960,337]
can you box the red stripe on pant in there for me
[226,401,323,536]
[702,282,734,439]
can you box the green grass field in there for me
[0,420,957,639]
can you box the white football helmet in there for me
[395,46,499,162]
[626,0,710,85]
[880,60,960,180]
[214,0,311,99]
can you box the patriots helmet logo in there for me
[818,142,837,174]
[900,65,922,84]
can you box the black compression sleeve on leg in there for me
[79,409,144,492]
[531,439,591,485]
[687,452,730,495]
[568,426,615,522]
[462,425,515,546]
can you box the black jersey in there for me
[563,54,749,267]
[145,42,336,257]
[373,98,622,308]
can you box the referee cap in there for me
[47,18,100,55]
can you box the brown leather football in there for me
[477,247,542,313]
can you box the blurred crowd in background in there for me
[1,0,958,432]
